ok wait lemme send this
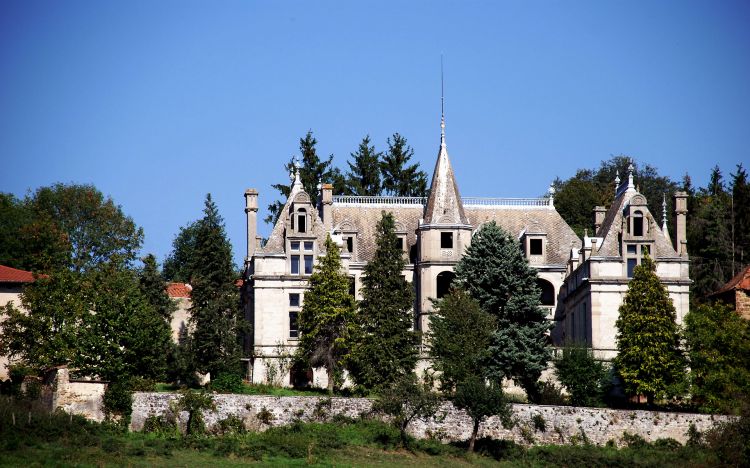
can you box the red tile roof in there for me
[166,282,192,298]
[0,265,38,283]
[711,265,750,295]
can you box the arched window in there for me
[537,279,555,306]
[633,210,643,237]
[436,271,456,299]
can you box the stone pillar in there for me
[593,206,607,236]
[244,189,259,261]
[673,191,688,256]
[321,184,333,231]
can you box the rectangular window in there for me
[530,238,543,255]
[395,237,404,251]
[298,215,306,233]
[290,241,300,251]
[348,276,356,297]
[346,236,354,253]
[289,312,299,338]
[627,244,637,255]
[304,255,314,274]
[291,255,300,275]
[304,241,314,251]
[289,293,300,307]
[627,258,637,278]
[441,232,453,249]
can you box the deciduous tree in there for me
[297,235,356,394]
[614,255,686,404]
[554,342,609,407]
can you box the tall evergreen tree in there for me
[614,255,686,404]
[731,164,750,272]
[345,135,382,196]
[140,254,177,322]
[189,194,243,379]
[347,212,418,390]
[381,133,428,197]
[453,222,551,402]
[266,131,340,224]
[297,236,356,394]
[684,302,750,414]
[163,221,200,282]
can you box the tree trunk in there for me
[468,419,480,452]
[326,366,334,395]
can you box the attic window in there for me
[346,237,354,253]
[297,209,307,233]
[633,210,644,237]
[441,232,453,249]
[530,239,543,255]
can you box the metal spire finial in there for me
[627,162,635,192]
[614,170,621,197]
[662,193,668,229]
[440,55,446,147]
[290,156,302,186]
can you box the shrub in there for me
[532,413,547,432]
[537,381,568,406]
[554,343,609,406]
[103,381,133,422]
[704,410,750,466]
[175,389,215,435]
[257,406,275,425]
[372,374,441,447]
[210,372,244,394]
[143,414,177,434]
[215,414,246,435]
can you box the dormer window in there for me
[633,210,644,237]
[523,233,547,263]
[297,208,307,233]
[530,238,543,255]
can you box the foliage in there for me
[188,194,244,379]
[684,302,750,413]
[210,372,245,394]
[139,254,177,322]
[453,377,513,452]
[344,135,382,196]
[347,212,418,390]
[371,373,441,447]
[429,289,496,393]
[102,381,133,421]
[162,221,200,282]
[381,133,427,197]
[555,342,609,407]
[614,255,686,404]
[297,235,356,394]
[453,221,551,402]
[703,404,750,467]
[266,131,341,224]
[175,389,216,436]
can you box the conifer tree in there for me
[345,135,382,196]
[381,133,427,197]
[297,235,356,394]
[347,212,418,390]
[266,131,340,224]
[189,194,243,379]
[163,221,200,282]
[453,222,551,402]
[140,254,177,322]
[731,164,750,271]
[614,255,686,405]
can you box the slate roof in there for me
[423,137,469,225]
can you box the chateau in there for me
[241,118,691,387]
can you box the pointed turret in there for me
[422,117,469,225]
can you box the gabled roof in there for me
[423,129,468,225]
[710,265,750,296]
[0,265,38,283]
[166,282,192,298]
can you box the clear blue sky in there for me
[1,1,748,268]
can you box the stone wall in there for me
[131,393,730,446]
[38,367,107,422]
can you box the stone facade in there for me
[131,393,729,446]
[242,122,692,387]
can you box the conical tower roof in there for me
[423,119,469,225]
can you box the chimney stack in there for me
[673,191,688,256]
[244,189,259,262]
[321,184,333,231]
[593,206,607,236]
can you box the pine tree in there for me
[266,131,339,224]
[345,135,382,196]
[453,222,551,402]
[297,235,356,394]
[189,194,243,379]
[381,133,428,197]
[731,164,750,272]
[163,221,200,282]
[614,255,686,404]
[684,302,750,414]
[140,254,177,322]
[347,212,418,390]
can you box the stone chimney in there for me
[321,184,333,231]
[673,191,688,256]
[244,189,259,261]
[593,206,607,236]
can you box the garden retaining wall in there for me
[130,392,730,446]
